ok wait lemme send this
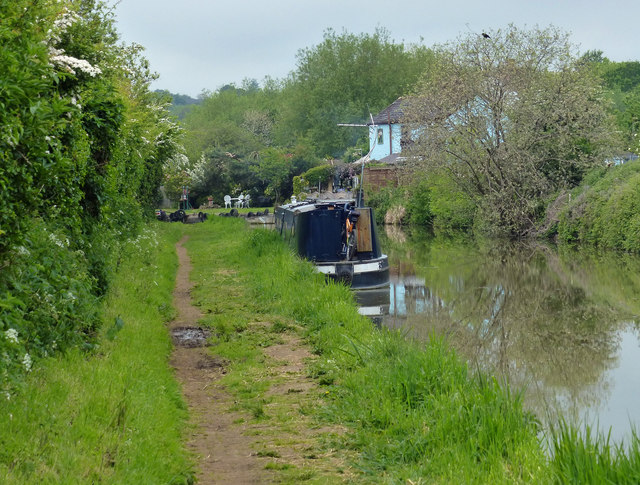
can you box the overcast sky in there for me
[114,0,640,98]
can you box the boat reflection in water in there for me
[355,275,430,326]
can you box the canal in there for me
[358,225,640,444]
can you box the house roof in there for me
[375,153,405,164]
[369,97,407,125]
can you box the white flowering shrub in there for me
[0,0,183,391]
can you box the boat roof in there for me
[278,199,357,214]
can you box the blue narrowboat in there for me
[274,199,389,289]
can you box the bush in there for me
[427,172,476,233]
[556,161,640,251]
[0,0,183,393]
[367,173,470,229]
[367,186,405,224]
[1,221,100,395]
[405,178,433,226]
[303,164,334,189]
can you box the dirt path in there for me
[168,235,354,484]
[169,236,262,484]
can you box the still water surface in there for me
[359,226,640,443]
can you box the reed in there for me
[550,420,640,484]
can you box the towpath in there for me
[168,235,352,484]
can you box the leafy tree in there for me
[0,0,184,392]
[406,25,617,237]
[279,28,434,157]
[251,148,293,203]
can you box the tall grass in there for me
[0,223,193,484]
[550,421,640,484]
[198,219,640,483]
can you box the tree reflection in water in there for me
[373,225,640,443]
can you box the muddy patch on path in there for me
[170,236,262,484]
[171,326,211,348]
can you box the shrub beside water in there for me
[367,171,475,232]
[555,162,640,251]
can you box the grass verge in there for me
[0,223,193,484]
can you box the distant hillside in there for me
[154,90,202,120]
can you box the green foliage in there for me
[404,178,432,226]
[0,0,184,392]
[292,175,306,197]
[179,28,434,204]
[407,24,616,238]
[555,161,640,251]
[367,174,472,229]
[286,28,435,157]
[301,164,333,189]
[426,171,476,232]
[252,147,293,203]
[0,223,193,484]
[0,219,99,395]
[367,186,406,224]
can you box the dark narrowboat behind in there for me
[274,199,389,289]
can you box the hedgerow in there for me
[0,0,183,396]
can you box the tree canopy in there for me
[405,25,617,237]
[174,28,435,206]
[1,0,183,391]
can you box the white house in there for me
[367,97,408,163]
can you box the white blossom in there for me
[22,353,32,372]
[50,54,102,77]
[48,233,67,248]
[4,329,18,344]
[15,246,30,256]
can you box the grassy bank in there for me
[3,216,638,483]
[181,218,550,483]
[184,217,640,483]
[554,161,640,251]
[0,224,193,484]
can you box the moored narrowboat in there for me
[274,199,389,289]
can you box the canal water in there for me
[357,225,640,444]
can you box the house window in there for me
[377,128,384,145]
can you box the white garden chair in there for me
[224,195,231,208]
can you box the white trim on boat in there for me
[358,306,385,316]
[314,257,386,276]
[315,265,336,274]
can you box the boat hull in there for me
[315,255,390,289]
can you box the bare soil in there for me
[170,236,262,484]
[169,236,352,484]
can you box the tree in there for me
[278,28,434,157]
[251,148,293,203]
[406,25,617,237]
